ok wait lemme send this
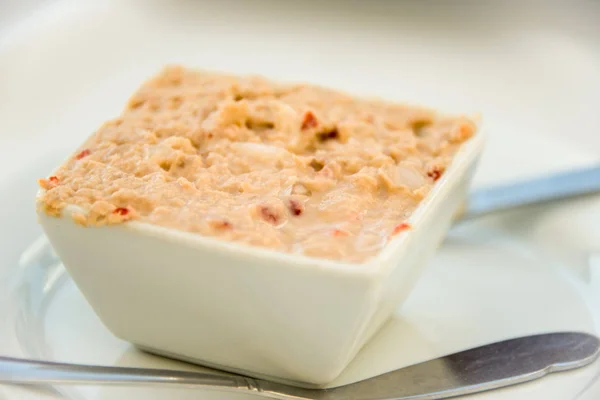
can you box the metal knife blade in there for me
[258,332,600,399]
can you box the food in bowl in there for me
[36,66,483,387]
[38,66,476,263]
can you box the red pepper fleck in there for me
[391,222,411,236]
[220,221,232,229]
[332,229,350,237]
[211,220,232,230]
[288,199,304,216]
[301,111,318,130]
[49,176,59,183]
[75,149,91,160]
[427,167,445,182]
[259,205,280,224]
[113,207,129,216]
[207,132,214,139]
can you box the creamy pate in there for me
[37,66,476,263]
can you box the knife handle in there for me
[461,163,600,221]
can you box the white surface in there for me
[1,0,600,398]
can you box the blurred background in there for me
[1,0,599,153]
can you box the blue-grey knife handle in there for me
[462,163,600,221]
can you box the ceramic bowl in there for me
[37,124,484,387]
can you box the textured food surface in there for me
[37,66,476,263]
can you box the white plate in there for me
[1,1,600,399]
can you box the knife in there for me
[0,332,598,400]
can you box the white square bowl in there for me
[37,129,484,387]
